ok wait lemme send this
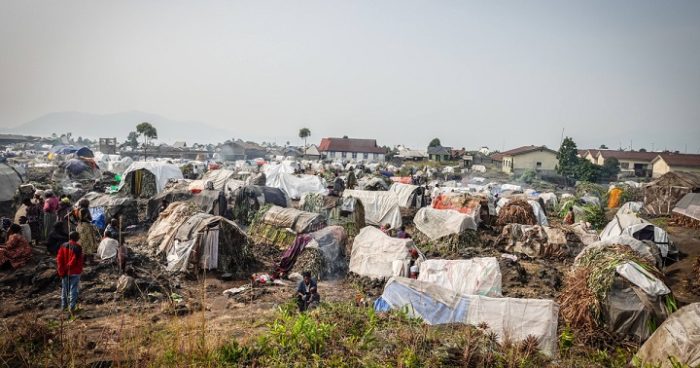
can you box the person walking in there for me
[57,231,84,313]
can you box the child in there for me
[57,231,84,312]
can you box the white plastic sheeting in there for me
[538,192,558,211]
[635,303,700,368]
[349,227,418,279]
[97,238,119,260]
[376,277,560,357]
[343,189,402,229]
[417,258,502,297]
[500,183,523,192]
[600,214,674,257]
[616,201,643,216]
[120,161,184,194]
[673,193,700,222]
[201,169,238,191]
[389,183,419,208]
[615,262,670,296]
[265,163,326,200]
[0,163,22,202]
[413,207,478,240]
[528,200,549,226]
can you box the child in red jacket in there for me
[57,231,84,312]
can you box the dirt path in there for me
[664,226,700,305]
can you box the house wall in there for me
[584,153,596,164]
[501,157,513,173]
[509,151,558,175]
[323,151,385,162]
[652,159,700,178]
[617,159,651,175]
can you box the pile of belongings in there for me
[559,243,674,340]
[248,205,327,249]
[496,199,538,226]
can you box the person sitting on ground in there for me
[296,271,320,312]
[396,225,409,239]
[18,216,32,243]
[564,207,575,225]
[104,218,119,240]
[57,231,84,313]
[0,224,33,269]
[46,222,69,255]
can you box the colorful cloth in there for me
[77,222,98,255]
[0,234,32,269]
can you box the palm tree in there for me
[299,128,311,156]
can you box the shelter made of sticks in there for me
[643,171,700,215]
[248,205,327,249]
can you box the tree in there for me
[557,137,579,180]
[299,128,311,155]
[638,148,647,152]
[600,157,621,181]
[575,159,601,182]
[599,144,608,149]
[428,138,441,147]
[136,122,158,160]
[125,131,139,149]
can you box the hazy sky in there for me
[1,0,699,152]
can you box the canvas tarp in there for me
[496,224,568,258]
[413,207,478,241]
[120,161,184,194]
[261,205,325,233]
[600,214,675,257]
[200,169,238,190]
[147,202,197,254]
[305,226,348,279]
[672,193,700,222]
[635,303,700,368]
[265,163,326,200]
[97,237,119,260]
[389,183,419,208]
[0,162,22,202]
[375,277,559,357]
[343,189,402,229]
[81,192,139,227]
[417,258,502,297]
[617,201,643,216]
[349,226,418,279]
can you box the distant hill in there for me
[9,111,235,144]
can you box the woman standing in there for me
[43,190,59,241]
[70,199,98,257]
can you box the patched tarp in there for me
[80,192,139,227]
[349,226,418,279]
[261,205,325,233]
[600,214,675,257]
[343,189,402,229]
[0,162,22,202]
[672,193,700,222]
[496,224,569,258]
[375,277,560,357]
[389,183,419,208]
[417,258,502,296]
[200,169,239,191]
[413,207,478,241]
[120,161,184,194]
[635,303,700,368]
[265,163,326,200]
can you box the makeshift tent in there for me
[120,161,184,198]
[286,226,348,280]
[147,182,227,220]
[80,192,139,227]
[357,177,389,191]
[200,169,239,191]
[413,207,478,241]
[349,226,422,280]
[302,193,366,237]
[388,183,421,208]
[634,303,700,368]
[538,192,558,212]
[495,224,569,258]
[343,189,402,229]
[671,193,700,228]
[575,235,662,268]
[0,161,22,203]
[375,277,559,357]
[643,171,700,215]
[229,185,289,226]
[248,205,327,249]
[417,258,502,297]
[617,201,643,216]
[264,163,326,200]
[147,202,250,275]
[58,158,101,180]
[600,214,675,258]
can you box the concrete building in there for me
[427,146,451,161]
[594,150,659,177]
[318,137,386,162]
[497,145,558,175]
[650,153,700,178]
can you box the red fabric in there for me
[390,177,413,184]
[0,234,32,269]
[43,196,59,213]
[431,194,479,215]
[57,240,84,276]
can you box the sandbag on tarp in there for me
[260,206,326,233]
[375,277,559,357]
[120,161,184,195]
[80,192,139,227]
[265,163,326,200]
[343,189,402,229]
[600,214,675,258]
[349,226,421,280]
[389,183,419,208]
[634,303,700,368]
[0,161,22,202]
[413,207,478,241]
[417,258,502,297]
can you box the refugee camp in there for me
[2,1,700,367]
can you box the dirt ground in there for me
[663,226,700,306]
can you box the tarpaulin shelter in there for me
[147,202,250,275]
[388,183,421,208]
[148,187,227,220]
[643,171,700,215]
[80,192,139,227]
[343,189,402,229]
[248,205,327,249]
[374,277,560,357]
[417,258,502,297]
[58,158,101,180]
[229,185,289,226]
[634,303,700,368]
[281,226,348,280]
[119,161,184,198]
[600,214,676,258]
[672,192,700,225]
[264,163,326,200]
[495,224,570,258]
[0,160,22,218]
[413,207,478,241]
[349,226,422,280]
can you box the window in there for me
[620,162,629,169]
[341,152,347,158]
[536,162,542,168]
[363,153,369,160]
[352,152,357,159]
